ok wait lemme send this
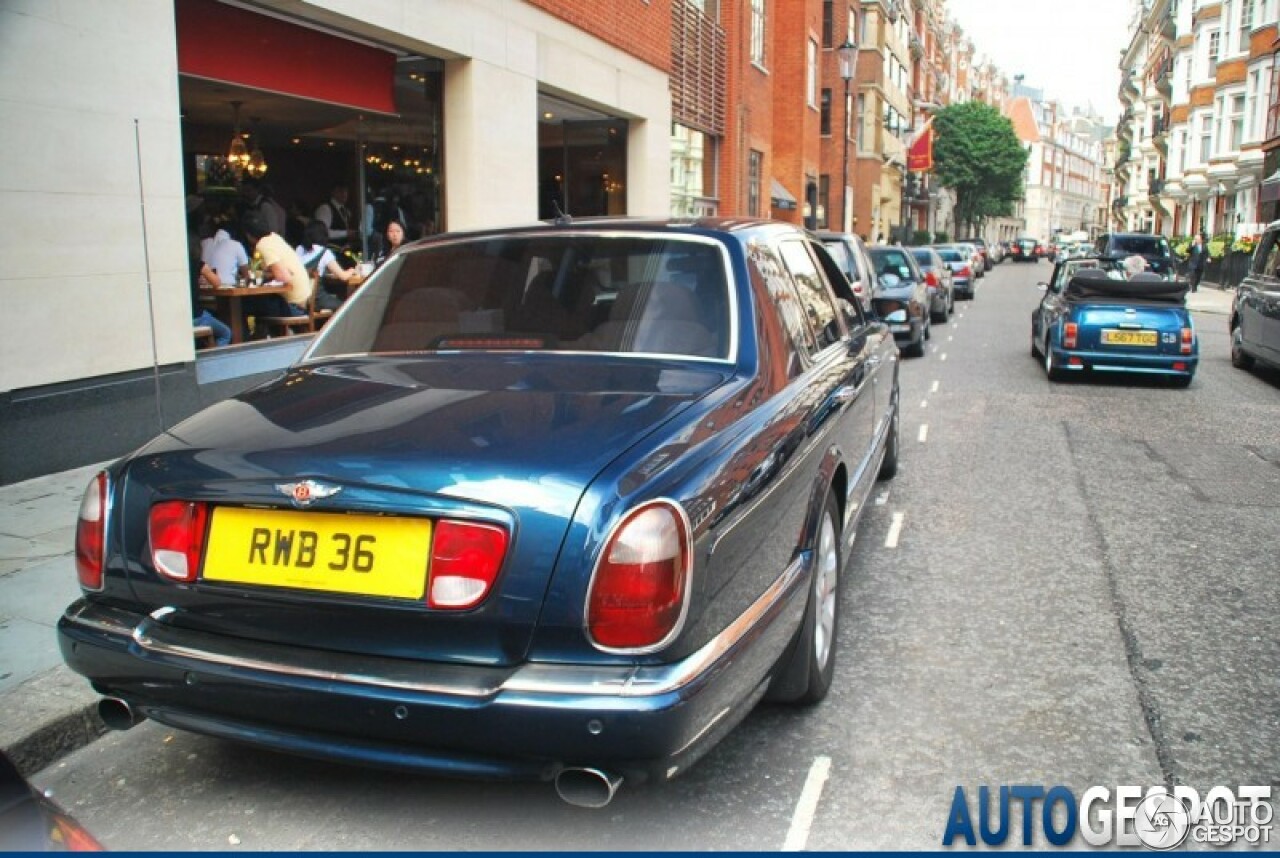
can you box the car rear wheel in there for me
[1231,322,1255,370]
[1044,334,1063,381]
[766,490,842,706]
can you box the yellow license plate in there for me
[203,508,433,599]
[1101,329,1158,347]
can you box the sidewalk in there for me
[0,282,1241,776]
[0,463,109,774]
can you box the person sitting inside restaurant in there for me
[314,184,355,247]
[241,213,311,339]
[296,220,358,310]
[373,218,407,269]
[187,233,232,347]
[199,219,249,285]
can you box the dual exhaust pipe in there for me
[97,696,622,808]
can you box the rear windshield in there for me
[909,249,934,267]
[308,234,733,361]
[869,248,915,281]
[1111,235,1171,257]
[936,248,965,262]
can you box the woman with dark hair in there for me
[373,219,406,268]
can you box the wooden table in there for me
[201,284,289,344]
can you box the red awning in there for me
[176,0,397,115]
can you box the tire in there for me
[1030,326,1041,357]
[1044,333,1064,381]
[877,401,899,481]
[770,491,842,705]
[904,329,926,358]
[923,317,932,341]
[1231,322,1255,370]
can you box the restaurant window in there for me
[538,103,628,220]
[820,88,832,135]
[750,0,766,66]
[748,150,763,217]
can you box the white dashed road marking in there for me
[885,512,905,548]
[930,380,940,393]
[783,756,832,851]
[874,491,890,506]
[918,424,929,443]
[940,353,948,361]
[920,399,929,409]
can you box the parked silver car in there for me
[813,230,876,310]
[933,244,977,299]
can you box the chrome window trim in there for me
[303,230,740,366]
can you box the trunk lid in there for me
[116,355,729,666]
[1072,305,1191,354]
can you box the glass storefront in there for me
[537,95,628,220]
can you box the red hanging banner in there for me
[176,0,397,115]
[907,117,935,172]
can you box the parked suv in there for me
[1093,232,1175,277]
[813,230,876,310]
[1231,221,1280,372]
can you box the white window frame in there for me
[750,0,766,67]
[807,38,818,108]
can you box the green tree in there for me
[930,101,1028,236]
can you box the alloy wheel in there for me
[813,510,839,671]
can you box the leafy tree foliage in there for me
[931,101,1028,235]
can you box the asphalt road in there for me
[33,261,1280,850]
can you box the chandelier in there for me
[227,101,250,174]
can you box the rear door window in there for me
[778,239,842,353]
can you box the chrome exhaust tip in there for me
[97,696,145,730]
[554,767,622,808]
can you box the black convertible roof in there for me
[1063,269,1188,305]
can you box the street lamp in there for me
[838,38,857,233]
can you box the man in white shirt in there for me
[201,228,249,285]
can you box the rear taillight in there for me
[587,500,691,652]
[926,271,938,286]
[960,265,972,277]
[428,520,508,609]
[1181,327,1194,354]
[149,501,209,582]
[74,472,108,591]
[1064,322,1078,349]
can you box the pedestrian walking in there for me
[1186,233,1207,292]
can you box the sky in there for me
[943,0,1135,125]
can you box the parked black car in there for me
[1231,221,1280,373]
[1092,232,1176,277]
[1009,237,1040,262]
[868,245,931,357]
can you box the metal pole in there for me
[133,119,165,435]
[842,77,851,233]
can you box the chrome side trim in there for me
[64,552,806,703]
[505,553,807,698]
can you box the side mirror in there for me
[883,309,908,323]
[837,298,860,328]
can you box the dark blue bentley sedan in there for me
[59,218,900,806]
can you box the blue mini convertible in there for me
[1031,259,1198,386]
[59,218,900,806]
